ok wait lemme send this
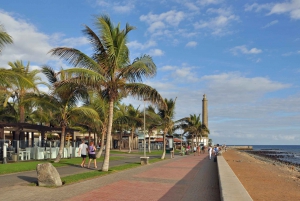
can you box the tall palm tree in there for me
[0,24,13,54]
[158,98,177,159]
[175,114,210,150]
[25,66,100,162]
[49,15,165,171]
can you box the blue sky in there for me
[1,0,300,145]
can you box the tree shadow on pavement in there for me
[158,155,221,201]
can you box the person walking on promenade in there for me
[208,145,212,159]
[78,140,88,167]
[197,145,200,156]
[201,145,205,154]
[193,145,197,156]
[88,141,97,169]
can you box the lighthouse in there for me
[202,94,208,135]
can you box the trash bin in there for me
[166,148,171,154]
[11,154,18,162]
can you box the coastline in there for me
[222,149,300,200]
[244,150,300,172]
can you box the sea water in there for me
[252,145,300,165]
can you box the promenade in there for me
[0,153,220,201]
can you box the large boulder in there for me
[36,163,62,187]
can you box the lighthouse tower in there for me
[202,94,208,135]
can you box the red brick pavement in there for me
[65,154,220,201]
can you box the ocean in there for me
[250,145,300,165]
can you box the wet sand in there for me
[222,149,300,201]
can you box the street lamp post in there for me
[181,132,182,154]
[140,99,149,165]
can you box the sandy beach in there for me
[222,149,300,201]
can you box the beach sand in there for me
[222,149,300,201]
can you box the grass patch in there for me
[0,156,125,175]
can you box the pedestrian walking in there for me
[88,141,97,169]
[208,145,212,159]
[213,145,219,162]
[201,145,205,154]
[78,140,88,167]
[193,145,197,156]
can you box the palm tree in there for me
[113,104,143,153]
[49,15,165,171]
[0,24,13,54]
[0,60,43,123]
[25,66,100,162]
[175,114,210,150]
[84,91,111,159]
[158,98,177,159]
[145,105,161,153]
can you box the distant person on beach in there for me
[208,145,212,159]
[88,141,97,169]
[78,140,88,168]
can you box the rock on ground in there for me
[36,163,62,187]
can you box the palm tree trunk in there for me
[19,91,25,123]
[128,130,134,153]
[19,105,25,123]
[54,125,65,163]
[96,129,106,158]
[148,132,151,153]
[192,134,195,151]
[119,131,122,151]
[161,132,166,159]
[102,101,114,171]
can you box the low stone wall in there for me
[217,155,253,201]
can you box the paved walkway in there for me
[0,153,220,201]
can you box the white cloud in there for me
[244,3,273,12]
[148,49,164,56]
[193,7,239,35]
[127,40,157,50]
[197,0,223,6]
[262,20,278,28]
[148,21,166,33]
[230,45,262,55]
[160,64,200,82]
[245,1,300,20]
[0,10,88,69]
[0,11,53,66]
[60,37,89,47]
[184,2,199,11]
[186,41,197,47]
[282,50,300,56]
[140,10,185,33]
[201,72,290,103]
[114,5,134,13]
[160,65,177,71]
[95,0,135,13]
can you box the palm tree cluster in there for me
[0,16,210,171]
